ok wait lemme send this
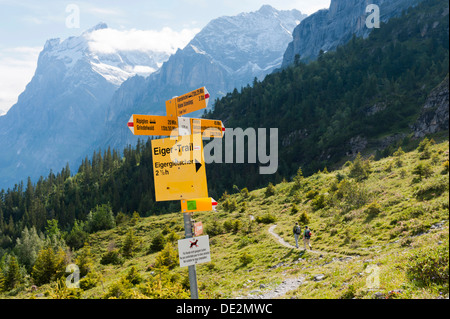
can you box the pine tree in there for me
[0,266,5,292]
[122,230,137,258]
[293,167,304,189]
[14,226,44,272]
[31,247,66,286]
[75,243,94,278]
[5,256,22,290]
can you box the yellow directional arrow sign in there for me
[151,134,208,202]
[127,114,224,138]
[166,87,210,117]
[191,118,225,138]
[127,114,178,136]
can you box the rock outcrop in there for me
[412,75,449,138]
[281,0,423,67]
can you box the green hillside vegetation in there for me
[0,0,448,257]
[204,0,449,195]
[1,139,447,299]
[0,0,448,300]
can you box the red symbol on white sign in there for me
[189,239,199,248]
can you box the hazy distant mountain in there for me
[281,0,423,67]
[0,23,172,189]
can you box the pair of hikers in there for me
[293,223,312,250]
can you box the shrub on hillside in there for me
[239,252,253,266]
[442,161,449,174]
[149,233,166,253]
[306,189,319,200]
[223,220,234,233]
[125,266,143,285]
[205,220,223,237]
[79,271,101,290]
[406,241,449,293]
[293,167,304,189]
[31,247,66,286]
[222,198,237,212]
[414,175,449,200]
[311,194,327,211]
[65,221,88,251]
[265,182,276,197]
[100,249,123,266]
[86,204,115,233]
[240,187,249,198]
[122,230,138,258]
[255,213,276,224]
[154,243,178,270]
[290,204,299,215]
[349,153,372,181]
[412,162,433,180]
[365,201,382,217]
[298,211,310,225]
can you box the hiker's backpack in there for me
[305,229,311,238]
[294,226,301,234]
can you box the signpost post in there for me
[127,86,222,300]
[183,213,199,299]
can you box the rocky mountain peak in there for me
[281,0,423,66]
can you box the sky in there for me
[0,0,331,115]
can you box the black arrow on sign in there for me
[195,160,202,173]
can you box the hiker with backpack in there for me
[293,222,301,248]
[303,226,312,250]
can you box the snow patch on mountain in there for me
[39,23,194,87]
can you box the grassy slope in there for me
[9,140,449,299]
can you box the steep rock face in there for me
[99,5,306,151]
[281,0,423,66]
[412,75,449,138]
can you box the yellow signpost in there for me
[191,118,225,138]
[127,114,178,136]
[128,115,225,138]
[127,87,220,300]
[151,134,208,202]
[181,197,218,213]
[165,87,210,117]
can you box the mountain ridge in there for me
[281,0,424,67]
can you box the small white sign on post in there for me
[178,235,211,268]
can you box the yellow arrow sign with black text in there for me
[151,134,208,202]
[127,114,178,136]
[165,87,210,117]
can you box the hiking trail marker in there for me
[181,198,218,213]
[127,86,222,300]
[193,222,203,237]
